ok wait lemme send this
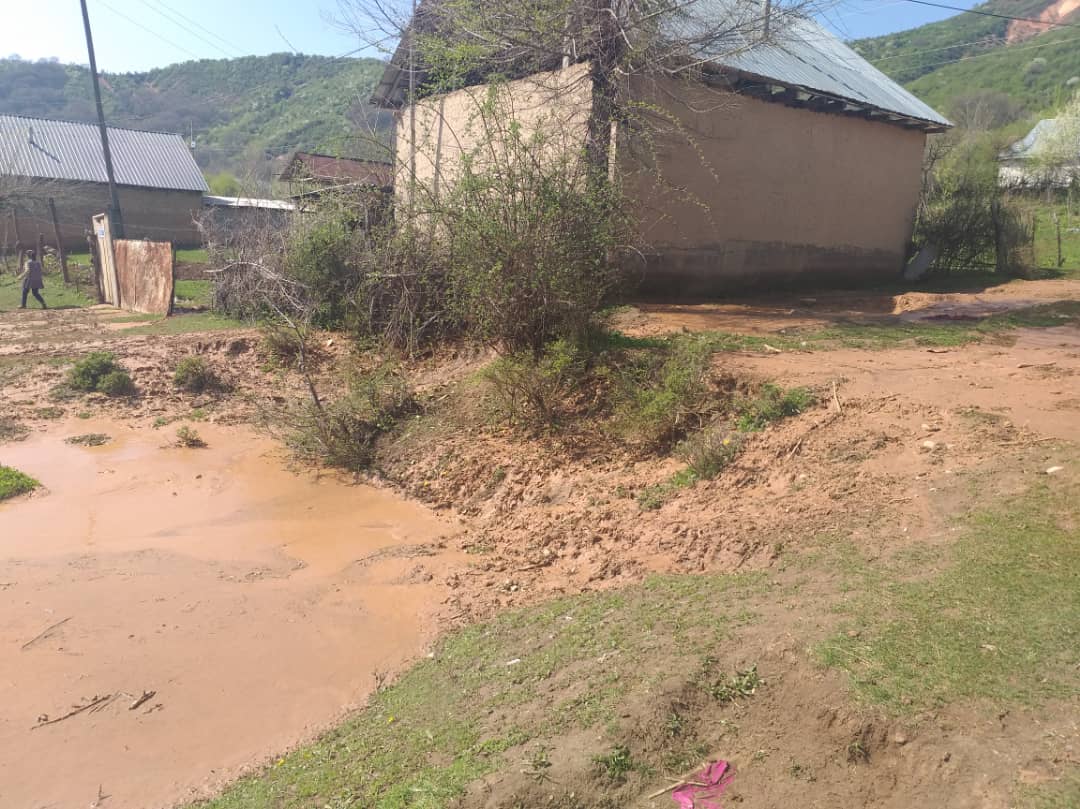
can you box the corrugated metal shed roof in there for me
[204,195,297,211]
[1002,118,1080,160]
[372,1,950,129]
[0,114,208,192]
[670,1,950,128]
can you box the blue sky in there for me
[0,0,982,73]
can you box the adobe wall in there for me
[623,79,928,296]
[394,63,594,209]
[3,182,204,252]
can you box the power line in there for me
[137,0,240,58]
[896,0,1080,33]
[890,26,1080,73]
[145,0,243,54]
[95,0,201,60]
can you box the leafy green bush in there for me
[67,352,135,397]
[68,352,121,391]
[611,336,714,448]
[96,370,136,397]
[173,356,218,393]
[0,465,38,501]
[484,339,588,428]
[735,384,815,432]
[677,427,745,479]
[287,365,415,472]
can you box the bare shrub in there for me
[285,364,416,472]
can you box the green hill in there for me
[853,0,1080,121]
[0,53,390,179]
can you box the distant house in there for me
[1000,118,1080,189]
[200,195,297,248]
[373,0,952,295]
[279,151,393,199]
[0,114,208,251]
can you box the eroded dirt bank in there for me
[0,421,461,809]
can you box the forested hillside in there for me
[0,53,390,179]
[854,0,1080,123]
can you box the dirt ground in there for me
[1,276,1078,808]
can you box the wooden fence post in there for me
[47,198,69,283]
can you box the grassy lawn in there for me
[0,465,39,501]
[0,274,95,311]
[1028,200,1080,278]
[820,482,1080,713]
[120,311,245,336]
[174,279,214,308]
[176,247,209,263]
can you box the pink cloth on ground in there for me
[671,760,734,809]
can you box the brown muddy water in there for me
[0,421,460,808]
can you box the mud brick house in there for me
[0,114,208,251]
[371,0,952,295]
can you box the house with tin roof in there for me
[0,114,208,251]
[373,0,951,295]
[1000,118,1080,189]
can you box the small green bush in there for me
[68,352,121,391]
[735,384,815,432]
[173,356,218,393]
[0,465,38,501]
[484,339,587,428]
[175,425,206,448]
[287,365,415,472]
[68,352,135,396]
[612,336,714,448]
[96,370,136,397]
[677,427,745,479]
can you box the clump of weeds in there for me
[66,352,136,397]
[173,356,220,393]
[593,745,636,784]
[65,433,110,447]
[175,426,207,448]
[0,465,39,501]
[0,417,29,443]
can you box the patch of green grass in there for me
[65,433,111,447]
[1016,768,1080,809]
[0,274,94,311]
[174,280,214,309]
[637,467,699,510]
[0,416,29,443]
[176,248,209,263]
[0,465,38,500]
[593,745,637,784]
[192,572,764,809]
[820,484,1080,713]
[122,311,244,336]
[32,406,64,420]
[679,302,1080,356]
[735,384,816,432]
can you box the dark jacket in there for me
[23,260,44,289]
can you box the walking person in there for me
[17,249,47,309]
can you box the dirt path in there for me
[0,421,462,809]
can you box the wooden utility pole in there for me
[47,198,69,282]
[80,0,124,239]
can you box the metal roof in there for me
[669,1,951,128]
[372,1,950,130]
[279,151,394,188]
[1002,118,1080,160]
[203,195,297,211]
[0,114,208,192]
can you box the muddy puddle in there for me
[0,421,460,808]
